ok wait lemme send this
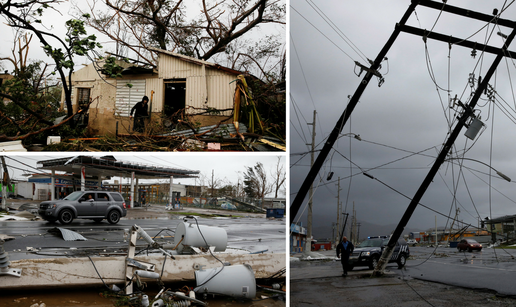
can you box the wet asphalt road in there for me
[402,245,516,296]
[290,246,516,306]
[0,215,286,260]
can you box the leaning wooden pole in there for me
[290,2,419,224]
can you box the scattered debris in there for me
[13,211,37,220]
[0,215,29,221]
[48,227,88,241]
[194,264,256,298]
[0,234,15,241]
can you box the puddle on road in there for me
[0,282,285,307]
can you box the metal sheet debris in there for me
[161,123,247,138]
[48,228,88,241]
[0,140,27,152]
[0,215,29,221]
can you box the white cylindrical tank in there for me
[194,264,256,298]
[174,221,227,254]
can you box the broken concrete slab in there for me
[0,253,285,289]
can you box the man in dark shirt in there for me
[336,236,354,276]
[130,96,149,132]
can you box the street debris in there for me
[194,264,256,298]
[173,219,228,254]
[48,227,88,241]
[0,215,29,221]
[13,211,37,220]
[0,234,15,241]
[81,218,285,306]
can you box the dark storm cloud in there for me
[290,1,516,237]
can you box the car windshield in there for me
[466,239,478,244]
[357,239,384,248]
[63,191,83,201]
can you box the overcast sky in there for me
[3,153,286,197]
[290,1,516,236]
[0,1,285,76]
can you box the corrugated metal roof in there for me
[150,47,243,76]
[161,123,247,138]
[54,228,88,241]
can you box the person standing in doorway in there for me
[130,95,149,132]
[337,236,354,276]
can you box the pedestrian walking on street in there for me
[337,236,354,276]
[130,96,149,132]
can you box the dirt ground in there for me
[0,285,286,307]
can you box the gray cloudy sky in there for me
[290,1,516,237]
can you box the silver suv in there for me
[38,191,127,225]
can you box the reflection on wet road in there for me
[400,246,516,296]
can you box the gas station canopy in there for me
[37,155,199,180]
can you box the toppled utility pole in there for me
[374,2,516,275]
[305,110,316,253]
[290,2,419,224]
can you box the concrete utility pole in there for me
[0,156,10,211]
[290,2,419,224]
[335,177,342,248]
[374,3,516,276]
[339,213,349,243]
[305,110,316,253]
[332,222,336,247]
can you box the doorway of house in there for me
[164,79,186,118]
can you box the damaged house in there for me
[61,49,252,138]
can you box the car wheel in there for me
[369,256,379,270]
[457,247,461,252]
[397,254,407,268]
[468,247,472,252]
[58,209,74,225]
[107,210,120,224]
[93,218,103,223]
[347,265,354,271]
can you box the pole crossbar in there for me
[399,24,516,58]
[289,2,419,224]
[373,23,516,276]
[417,0,516,28]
